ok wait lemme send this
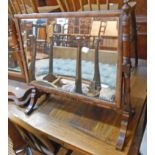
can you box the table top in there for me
[8,60,147,155]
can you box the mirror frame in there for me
[8,16,29,82]
[14,10,123,110]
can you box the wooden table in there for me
[8,60,147,155]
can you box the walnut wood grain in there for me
[14,10,122,19]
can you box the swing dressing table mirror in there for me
[12,0,136,150]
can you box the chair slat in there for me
[79,0,84,11]
[56,0,65,12]
[71,0,76,11]
[9,0,18,14]
[64,0,70,12]
[29,0,39,13]
[20,0,28,14]
[106,0,109,10]
[87,0,92,11]
[8,4,14,16]
[96,0,100,10]
[16,0,22,13]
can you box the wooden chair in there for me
[8,0,61,15]
[29,23,48,55]
[9,0,39,14]
[77,0,138,65]
[101,21,118,50]
[56,0,77,12]
[37,0,62,13]
[36,26,47,47]
[55,0,66,12]
[78,0,120,11]
[89,20,102,48]
[31,25,49,59]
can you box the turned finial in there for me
[122,0,130,15]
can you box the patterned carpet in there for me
[8,137,16,155]
[9,137,43,155]
[35,58,117,88]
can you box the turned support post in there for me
[131,8,138,67]
[116,0,134,150]
[121,0,132,112]
[43,36,56,82]
[93,38,101,91]
[75,38,82,94]
[29,35,36,82]
[48,36,54,74]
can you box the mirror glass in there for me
[8,18,22,73]
[20,16,119,103]
[8,50,22,72]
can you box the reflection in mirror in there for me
[8,17,21,72]
[20,16,119,103]
[8,50,21,72]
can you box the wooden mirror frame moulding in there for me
[14,10,123,110]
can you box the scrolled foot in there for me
[116,120,128,150]
[25,88,38,115]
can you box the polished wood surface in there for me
[134,0,147,15]
[8,60,146,155]
[136,16,147,59]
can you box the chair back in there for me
[9,0,39,15]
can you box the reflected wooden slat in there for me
[104,21,118,37]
